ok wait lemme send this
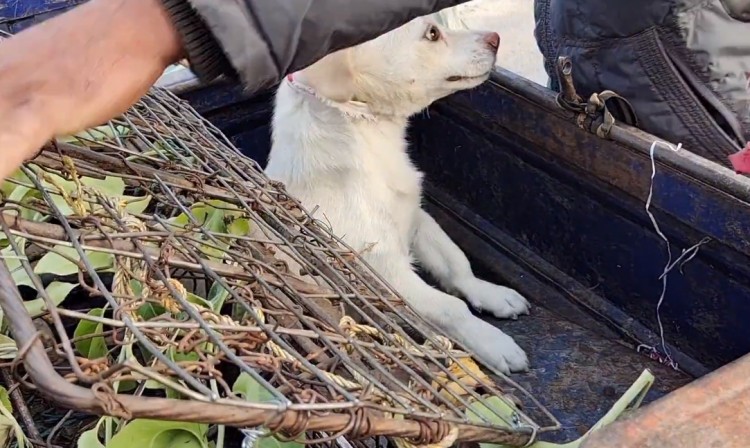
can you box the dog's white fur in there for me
[266,16,529,374]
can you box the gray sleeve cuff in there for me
[159,0,238,83]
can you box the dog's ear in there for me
[296,49,356,103]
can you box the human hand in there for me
[0,0,183,181]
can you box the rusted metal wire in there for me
[0,87,559,445]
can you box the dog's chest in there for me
[354,124,423,241]
[358,124,423,202]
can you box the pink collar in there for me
[285,72,375,121]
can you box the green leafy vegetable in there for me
[105,419,208,448]
[0,385,27,448]
[233,373,276,404]
[76,428,105,448]
[73,308,109,359]
[23,282,77,317]
[34,246,114,276]
[207,282,231,313]
[466,396,518,448]
[0,335,17,361]
[232,374,305,448]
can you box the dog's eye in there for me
[424,25,441,42]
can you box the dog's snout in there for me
[483,32,500,51]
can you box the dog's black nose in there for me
[483,32,500,51]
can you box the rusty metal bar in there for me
[581,354,750,447]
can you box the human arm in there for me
[0,0,183,181]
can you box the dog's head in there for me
[296,16,499,117]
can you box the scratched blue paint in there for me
[0,0,84,32]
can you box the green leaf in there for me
[467,396,516,426]
[0,385,27,448]
[34,246,114,276]
[156,429,206,448]
[163,348,201,400]
[138,302,166,321]
[168,346,200,364]
[60,125,130,145]
[199,207,228,260]
[47,281,77,303]
[1,170,32,196]
[112,344,138,392]
[0,335,16,361]
[47,193,76,216]
[73,308,108,359]
[186,292,212,310]
[206,200,241,217]
[0,386,12,414]
[123,195,152,215]
[77,428,105,448]
[2,182,45,224]
[232,373,276,404]
[2,244,32,288]
[1,180,19,199]
[207,282,231,313]
[37,171,130,216]
[466,396,517,448]
[80,176,126,198]
[7,185,32,205]
[38,171,78,194]
[203,207,227,233]
[227,217,251,237]
[23,282,77,317]
[106,419,208,448]
[130,279,144,296]
[233,376,304,448]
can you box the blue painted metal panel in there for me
[0,0,84,33]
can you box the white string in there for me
[240,428,267,448]
[639,140,711,371]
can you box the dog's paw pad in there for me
[461,279,530,319]
[468,329,528,374]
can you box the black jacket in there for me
[534,0,750,167]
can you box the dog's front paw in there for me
[465,324,529,374]
[458,278,530,319]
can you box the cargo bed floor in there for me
[490,306,691,443]
[422,195,693,443]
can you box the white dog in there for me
[266,16,529,374]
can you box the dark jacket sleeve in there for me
[160,0,470,93]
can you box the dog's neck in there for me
[286,72,417,124]
[285,73,377,121]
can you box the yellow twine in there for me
[141,279,186,314]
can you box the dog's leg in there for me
[412,209,529,319]
[381,254,528,374]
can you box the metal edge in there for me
[486,67,750,201]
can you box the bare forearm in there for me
[0,0,183,179]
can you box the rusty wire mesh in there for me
[0,86,558,446]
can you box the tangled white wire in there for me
[241,428,266,448]
[639,140,711,371]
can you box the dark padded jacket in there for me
[534,0,750,167]
[160,0,469,92]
